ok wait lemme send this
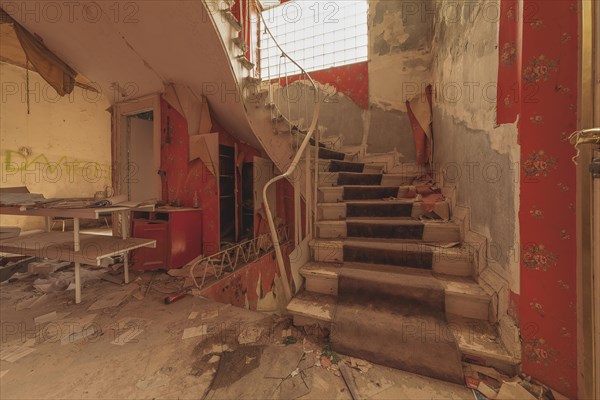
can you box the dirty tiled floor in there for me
[0,269,472,399]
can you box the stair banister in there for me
[257,2,321,303]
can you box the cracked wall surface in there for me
[273,0,435,161]
[431,0,520,319]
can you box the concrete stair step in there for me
[287,292,519,376]
[318,185,414,203]
[317,199,451,220]
[447,315,521,376]
[299,261,490,321]
[310,239,473,277]
[316,219,461,242]
[318,172,416,187]
[318,147,348,161]
[317,159,384,174]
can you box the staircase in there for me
[207,0,520,383]
[287,144,520,381]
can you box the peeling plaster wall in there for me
[0,62,111,230]
[367,0,434,159]
[431,0,520,320]
[272,1,434,161]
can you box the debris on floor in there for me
[87,286,136,310]
[465,363,569,400]
[1,267,478,399]
[27,260,71,276]
[0,341,36,363]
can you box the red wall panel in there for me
[498,1,579,396]
[280,62,369,110]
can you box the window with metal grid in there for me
[260,0,368,80]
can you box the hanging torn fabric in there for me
[406,85,433,166]
[5,10,77,96]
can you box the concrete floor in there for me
[0,268,473,399]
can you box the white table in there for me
[0,206,156,303]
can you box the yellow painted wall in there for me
[0,61,111,230]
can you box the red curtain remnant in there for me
[407,85,433,166]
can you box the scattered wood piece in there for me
[470,364,508,382]
[57,313,98,345]
[111,263,124,271]
[27,261,70,275]
[0,345,35,362]
[88,287,134,310]
[144,272,157,297]
[182,325,208,340]
[15,294,46,310]
[132,289,145,301]
[111,328,145,346]
[497,382,537,400]
[339,362,361,400]
[188,311,199,320]
[201,309,219,320]
[34,311,58,325]
[477,382,498,399]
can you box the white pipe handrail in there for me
[256,3,321,303]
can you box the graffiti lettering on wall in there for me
[1,149,111,184]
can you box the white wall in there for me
[0,61,112,230]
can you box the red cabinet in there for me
[132,208,202,271]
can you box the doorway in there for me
[127,111,155,202]
[112,95,162,202]
[219,144,236,243]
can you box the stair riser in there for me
[311,244,473,277]
[318,148,347,160]
[316,222,461,242]
[318,173,414,187]
[317,162,383,174]
[317,203,435,220]
[302,274,491,321]
[318,187,414,203]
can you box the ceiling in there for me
[0,1,260,149]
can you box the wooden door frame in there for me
[111,94,162,200]
[577,1,599,398]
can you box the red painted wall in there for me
[200,242,294,310]
[498,1,579,396]
[281,62,370,110]
[160,98,297,256]
[160,98,219,256]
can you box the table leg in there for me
[73,218,80,251]
[45,216,51,232]
[124,253,130,284]
[73,218,81,304]
[120,210,129,239]
[75,262,81,304]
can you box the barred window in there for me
[260,0,368,79]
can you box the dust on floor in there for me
[0,268,473,399]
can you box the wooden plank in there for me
[0,232,155,266]
[339,363,362,400]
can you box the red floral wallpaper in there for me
[498,1,579,397]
